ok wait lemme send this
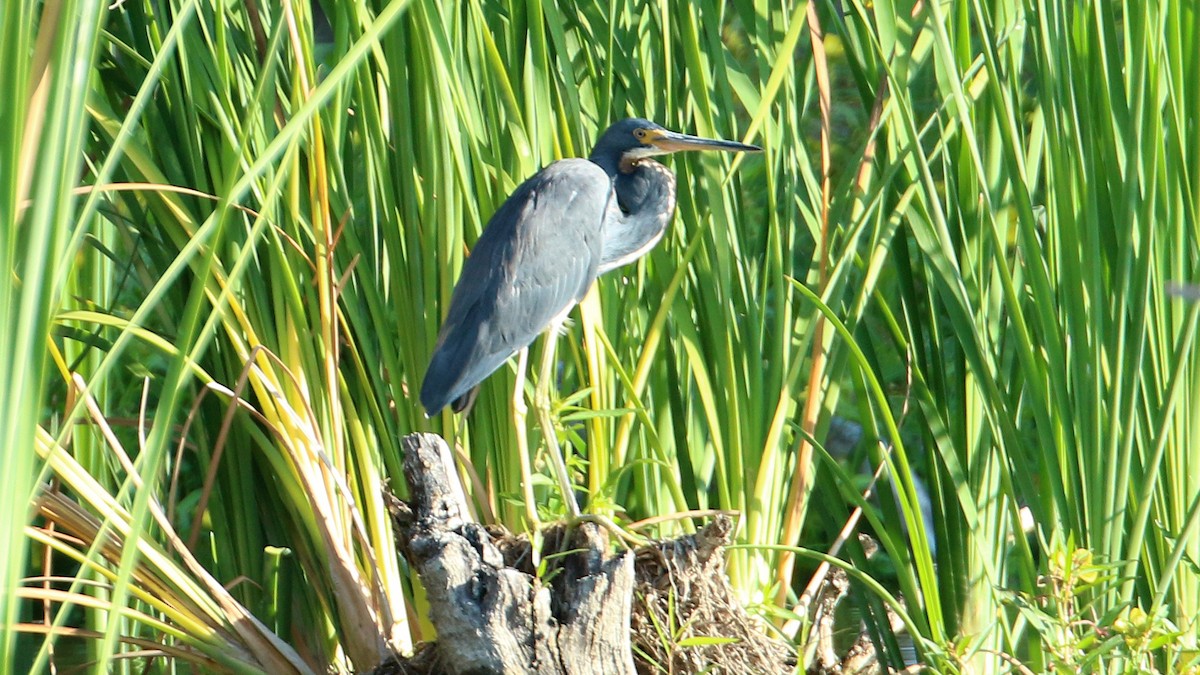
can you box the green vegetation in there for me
[3,0,1196,672]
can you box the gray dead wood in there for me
[395,432,635,675]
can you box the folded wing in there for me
[420,159,611,416]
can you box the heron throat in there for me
[595,159,677,273]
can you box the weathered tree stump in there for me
[373,432,793,675]
[376,432,634,675]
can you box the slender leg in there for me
[511,347,540,529]
[534,328,582,518]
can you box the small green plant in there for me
[1110,605,1187,674]
[1003,535,1196,674]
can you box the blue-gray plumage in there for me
[421,118,760,416]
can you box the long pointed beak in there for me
[648,129,762,154]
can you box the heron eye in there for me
[634,129,647,140]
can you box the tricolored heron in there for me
[421,118,760,520]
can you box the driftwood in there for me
[378,432,635,675]
[372,432,794,675]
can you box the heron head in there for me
[591,118,762,173]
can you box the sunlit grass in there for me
[3,0,1197,672]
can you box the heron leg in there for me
[534,328,582,518]
[511,347,540,530]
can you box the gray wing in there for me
[420,159,610,415]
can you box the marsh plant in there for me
[3,0,1196,673]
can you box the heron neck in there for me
[588,152,622,177]
[595,160,677,273]
[615,160,675,215]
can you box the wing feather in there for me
[420,159,610,415]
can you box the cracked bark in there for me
[380,432,636,675]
